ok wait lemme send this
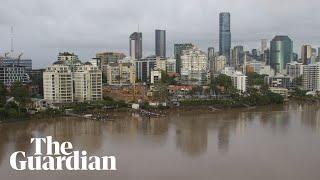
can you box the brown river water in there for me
[0,102,320,180]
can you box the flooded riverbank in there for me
[0,102,320,180]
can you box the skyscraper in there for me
[208,47,215,60]
[270,36,293,73]
[208,47,215,76]
[155,30,166,57]
[129,32,142,60]
[301,45,312,65]
[219,12,231,64]
[231,46,244,67]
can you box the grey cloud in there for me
[0,0,319,68]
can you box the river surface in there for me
[0,102,320,180]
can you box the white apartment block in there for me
[151,69,162,84]
[73,63,102,102]
[303,63,320,91]
[166,58,176,74]
[286,61,303,79]
[232,71,247,93]
[221,67,247,92]
[180,47,208,85]
[43,61,102,104]
[213,55,226,74]
[43,62,74,103]
[106,61,136,86]
[57,52,79,62]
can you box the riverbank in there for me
[0,95,293,123]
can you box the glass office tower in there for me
[219,12,231,64]
[270,35,293,73]
[155,30,166,58]
[129,32,142,60]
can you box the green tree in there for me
[10,81,31,116]
[247,72,267,87]
[0,82,7,107]
[161,71,177,85]
[211,74,234,94]
[153,82,169,103]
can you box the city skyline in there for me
[0,0,320,68]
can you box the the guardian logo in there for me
[10,136,117,171]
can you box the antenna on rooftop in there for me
[138,24,140,33]
[10,26,14,53]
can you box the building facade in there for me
[213,55,226,74]
[219,12,231,63]
[303,63,320,91]
[270,36,293,73]
[301,45,312,65]
[231,46,244,68]
[43,62,74,103]
[1,57,32,71]
[136,56,166,83]
[73,62,102,102]
[174,43,194,74]
[180,47,208,85]
[43,61,102,103]
[286,61,303,79]
[129,32,142,60]
[0,65,30,86]
[155,30,166,57]
[106,61,136,86]
[96,52,126,65]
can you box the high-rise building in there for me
[286,61,303,79]
[301,45,312,65]
[96,52,126,65]
[219,12,231,63]
[43,60,102,103]
[106,60,136,86]
[221,68,247,92]
[208,47,215,60]
[302,62,320,91]
[29,69,45,96]
[270,36,293,73]
[43,62,74,103]
[57,52,82,68]
[213,55,226,74]
[252,49,259,60]
[0,54,32,86]
[129,32,142,60]
[174,43,194,74]
[180,47,208,85]
[0,65,30,86]
[231,46,244,67]
[136,56,166,82]
[262,49,271,65]
[166,58,176,74]
[73,63,103,102]
[155,30,166,57]
[1,58,32,71]
[208,47,215,75]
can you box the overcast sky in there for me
[0,0,319,68]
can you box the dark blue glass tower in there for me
[219,12,231,64]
